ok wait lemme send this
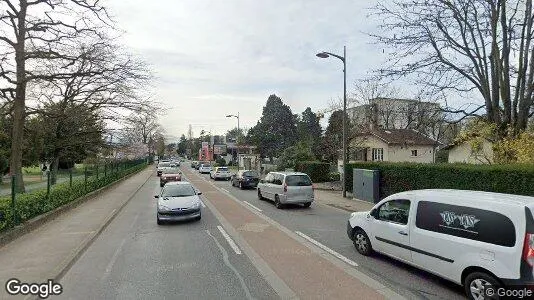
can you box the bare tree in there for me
[0,0,112,192]
[371,0,534,136]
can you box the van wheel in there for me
[464,272,501,300]
[274,195,283,209]
[157,217,163,225]
[353,229,372,256]
[257,189,264,200]
[303,202,312,208]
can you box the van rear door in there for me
[284,175,314,202]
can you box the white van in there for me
[347,189,534,300]
[257,172,314,208]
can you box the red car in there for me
[160,169,182,187]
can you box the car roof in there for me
[164,181,191,186]
[270,171,309,176]
[391,189,534,206]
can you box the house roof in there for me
[358,128,440,146]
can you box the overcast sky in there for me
[108,0,386,140]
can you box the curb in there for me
[0,166,150,249]
[26,168,153,300]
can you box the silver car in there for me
[257,172,314,209]
[156,182,202,224]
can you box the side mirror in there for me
[154,195,159,198]
[197,192,202,195]
[370,208,377,218]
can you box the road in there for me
[56,164,466,299]
[189,165,466,300]
[57,173,278,299]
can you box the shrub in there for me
[295,161,331,182]
[0,159,147,232]
[344,162,534,199]
[215,157,226,167]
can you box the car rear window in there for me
[159,162,170,167]
[285,175,312,186]
[217,167,228,171]
[243,171,258,177]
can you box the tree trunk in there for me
[50,156,60,185]
[9,0,28,193]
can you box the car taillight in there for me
[523,233,534,266]
[283,183,287,193]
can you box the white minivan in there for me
[257,172,314,208]
[347,189,534,300]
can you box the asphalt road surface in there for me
[57,174,277,300]
[191,166,466,300]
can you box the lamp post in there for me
[226,113,240,170]
[317,46,348,198]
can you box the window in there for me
[243,171,258,177]
[265,173,274,183]
[415,201,516,247]
[377,200,411,225]
[411,150,418,157]
[285,175,312,186]
[372,148,384,161]
[273,174,283,185]
[161,184,196,197]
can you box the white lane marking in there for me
[221,188,230,194]
[217,225,242,255]
[243,201,262,212]
[295,231,358,267]
[199,199,206,208]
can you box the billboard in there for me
[202,142,209,150]
[213,144,227,155]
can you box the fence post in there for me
[46,171,51,199]
[96,164,99,179]
[69,169,73,187]
[84,166,88,191]
[11,175,16,227]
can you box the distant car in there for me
[155,182,202,224]
[198,163,212,174]
[257,172,314,209]
[195,161,208,170]
[210,166,231,180]
[171,159,181,166]
[160,168,182,187]
[191,161,199,168]
[156,162,172,176]
[231,170,260,189]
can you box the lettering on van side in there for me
[440,211,480,231]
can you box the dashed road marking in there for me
[221,188,230,194]
[217,225,242,255]
[244,201,262,212]
[295,231,358,267]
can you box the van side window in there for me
[273,174,283,185]
[377,200,411,225]
[415,201,516,247]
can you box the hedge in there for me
[344,162,534,199]
[0,159,148,232]
[295,161,331,183]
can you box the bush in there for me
[329,172,340,181]
[0,159,147,232]
[295,161,331,183]
[344,162,534,200]
[215,157,226,167]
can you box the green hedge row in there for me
[295,161,331,183]
[0,160,147,232]
[344,162,534,199]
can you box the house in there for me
[443,140,494,164]
[349,128,441,163]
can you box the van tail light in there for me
[283,183,287,193]
[523,233,534,266]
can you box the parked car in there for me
[160,168,182,187]
[231,170,260,189]
[198,163,212,174]
[195,161,208,170]
[155,182,202,224]
[346,189,534,300]
[210,166,231,180]
[257,172,314,209]
[156,161,172,176]
[191,161,199,168]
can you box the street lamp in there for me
[317,46,348,198]
[226,113,240,170]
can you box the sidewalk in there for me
[0,168,152,299]
[314,189,375,212]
